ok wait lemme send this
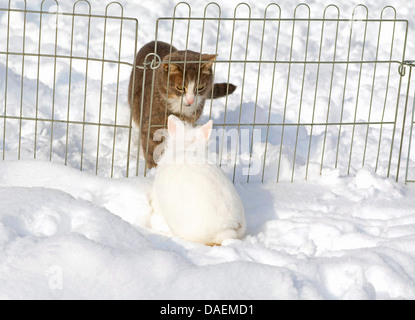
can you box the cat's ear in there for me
[199,120,213,141]
[201,54,217,74]
[168,115,184,138]
[162,57,181,75]
[163,63,181,74]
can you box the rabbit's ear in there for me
[199,120,213,141]
[168,115,184,138]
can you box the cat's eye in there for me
[176,86,184,92]
[197,86,204,91]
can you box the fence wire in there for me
[405,61,415,183]
[0,1,414,183]
[0,0,138,178]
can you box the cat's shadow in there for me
[199,101,309,148]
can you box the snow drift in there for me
[1,160,415,299]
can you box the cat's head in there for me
[160,50,217,116]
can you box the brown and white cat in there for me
[128,41,236,170]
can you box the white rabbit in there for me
[150,115,246,246]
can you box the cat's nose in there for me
[186,96,195,105]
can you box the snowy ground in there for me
[1,0,415,300]
[1,160,415,299]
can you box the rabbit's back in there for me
[152,164,246,245]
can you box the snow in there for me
[1,160,415,299]
[1,0,415,300]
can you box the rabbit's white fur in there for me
[151,115,246,246]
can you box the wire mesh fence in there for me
[405,61,415,183]
[0,0,139,178]
[0,1,414,183]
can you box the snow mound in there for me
[1,160,415,299]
